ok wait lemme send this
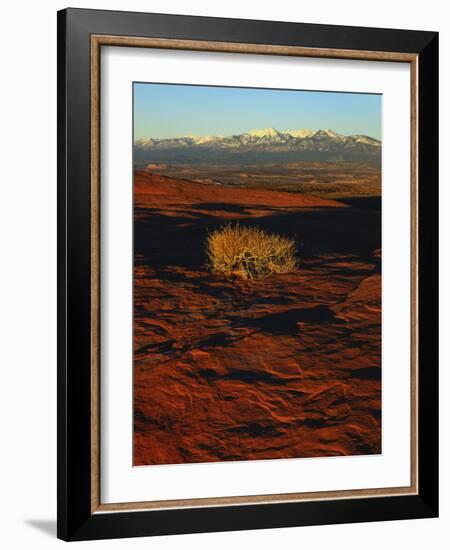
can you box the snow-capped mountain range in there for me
[134,127,381,165]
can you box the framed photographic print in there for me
[57,8,438,541]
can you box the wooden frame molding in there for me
[91,34,418,62]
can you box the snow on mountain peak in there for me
[286,129,316,138]
[193,135,218,144]
[246,127,280,138]
[135,129,381,153]
[349,134,381,146]
[134,127,381,165]
[322,129,342,138]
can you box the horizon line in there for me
[134,127,381,141]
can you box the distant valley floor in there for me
[136,161,381,199]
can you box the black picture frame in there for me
[57,7,438,541]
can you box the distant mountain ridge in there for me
[134,127,381,166]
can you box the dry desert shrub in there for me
[206,223,298,280]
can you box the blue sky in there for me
[133,83,381,140]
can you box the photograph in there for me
[132,83,383,466]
